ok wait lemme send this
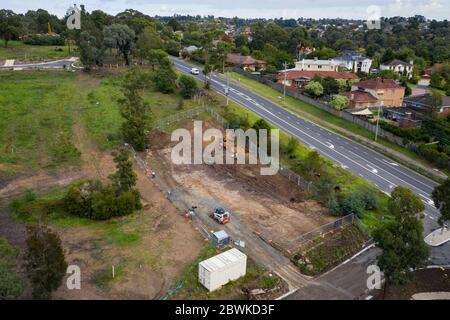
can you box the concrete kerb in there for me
[219,73,446,183]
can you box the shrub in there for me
[340,193,367,217]
[23,35,65,46]
[378,121,424,143]
[178,74,198,99]
[63,180,142,221]
[417,144,450,168]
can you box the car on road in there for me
[190,68,200,75]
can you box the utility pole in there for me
[283,61,289,105]
[226,68,230,106]
[375,101,383,142]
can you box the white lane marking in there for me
[176,61,440,216]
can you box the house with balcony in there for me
[333,51,373,74]
[380,59,414,78]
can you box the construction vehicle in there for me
[211,207,231,225]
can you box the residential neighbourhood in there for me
[0,1,449,312]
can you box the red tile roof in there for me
[356,78,402,90]
[226,53,266,66]
[277,70,358,81]
[342,90,378,102]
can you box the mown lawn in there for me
[0,71,82,176]
[0,40,76,61]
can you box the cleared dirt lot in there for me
[148,121,335,253]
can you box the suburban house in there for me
[403,94,450,118]
[380,59,414,78]
[294,58,340,72]
[276,70,358,89]
[333,51,373,73]
[342,90,379,109]
[180,45,200,56]
[350,78,405,108]
[226,53,266,72]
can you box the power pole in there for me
[226,67,230,106]
[375,102,383,142]
[283,62,289,105]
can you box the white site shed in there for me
[199,248,247,292]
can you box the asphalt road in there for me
[0,59,74,69]
[170,57,450,264]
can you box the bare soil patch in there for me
[148,121,334,253]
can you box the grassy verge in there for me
[0,71,82,176]
[227,72,447,180]
[0,40,76,61]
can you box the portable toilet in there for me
[212,230,231,249]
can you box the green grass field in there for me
[0,71,82,175]
[82,73,200,150]
[0,40,76,61]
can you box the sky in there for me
[2,0,449,20]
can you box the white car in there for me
[190,68,200,75]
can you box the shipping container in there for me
[198,248,247,292]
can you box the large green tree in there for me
[0,10,23,48]
[374,186,429,286]
[24,226,67,300]
[432,179,450,229]
[119,66,150,151]
[103,24,135,66]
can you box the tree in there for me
[146,49,170,70]
[119,66,150,151]
[103,24,135,66]
[0,10,23,48]
[153,67,177,94]
[329,95,349,110]
[432,179,450,229]
[136,26,163,62]
[374,186,428,286]
[285,137,299,159]
[178,75,198,99]
[299,151,327,181]
[305,81,324,98]
[0,239,25,299]
[109,148,137,194]
[79,31,97,71]
[24,225,67,300]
